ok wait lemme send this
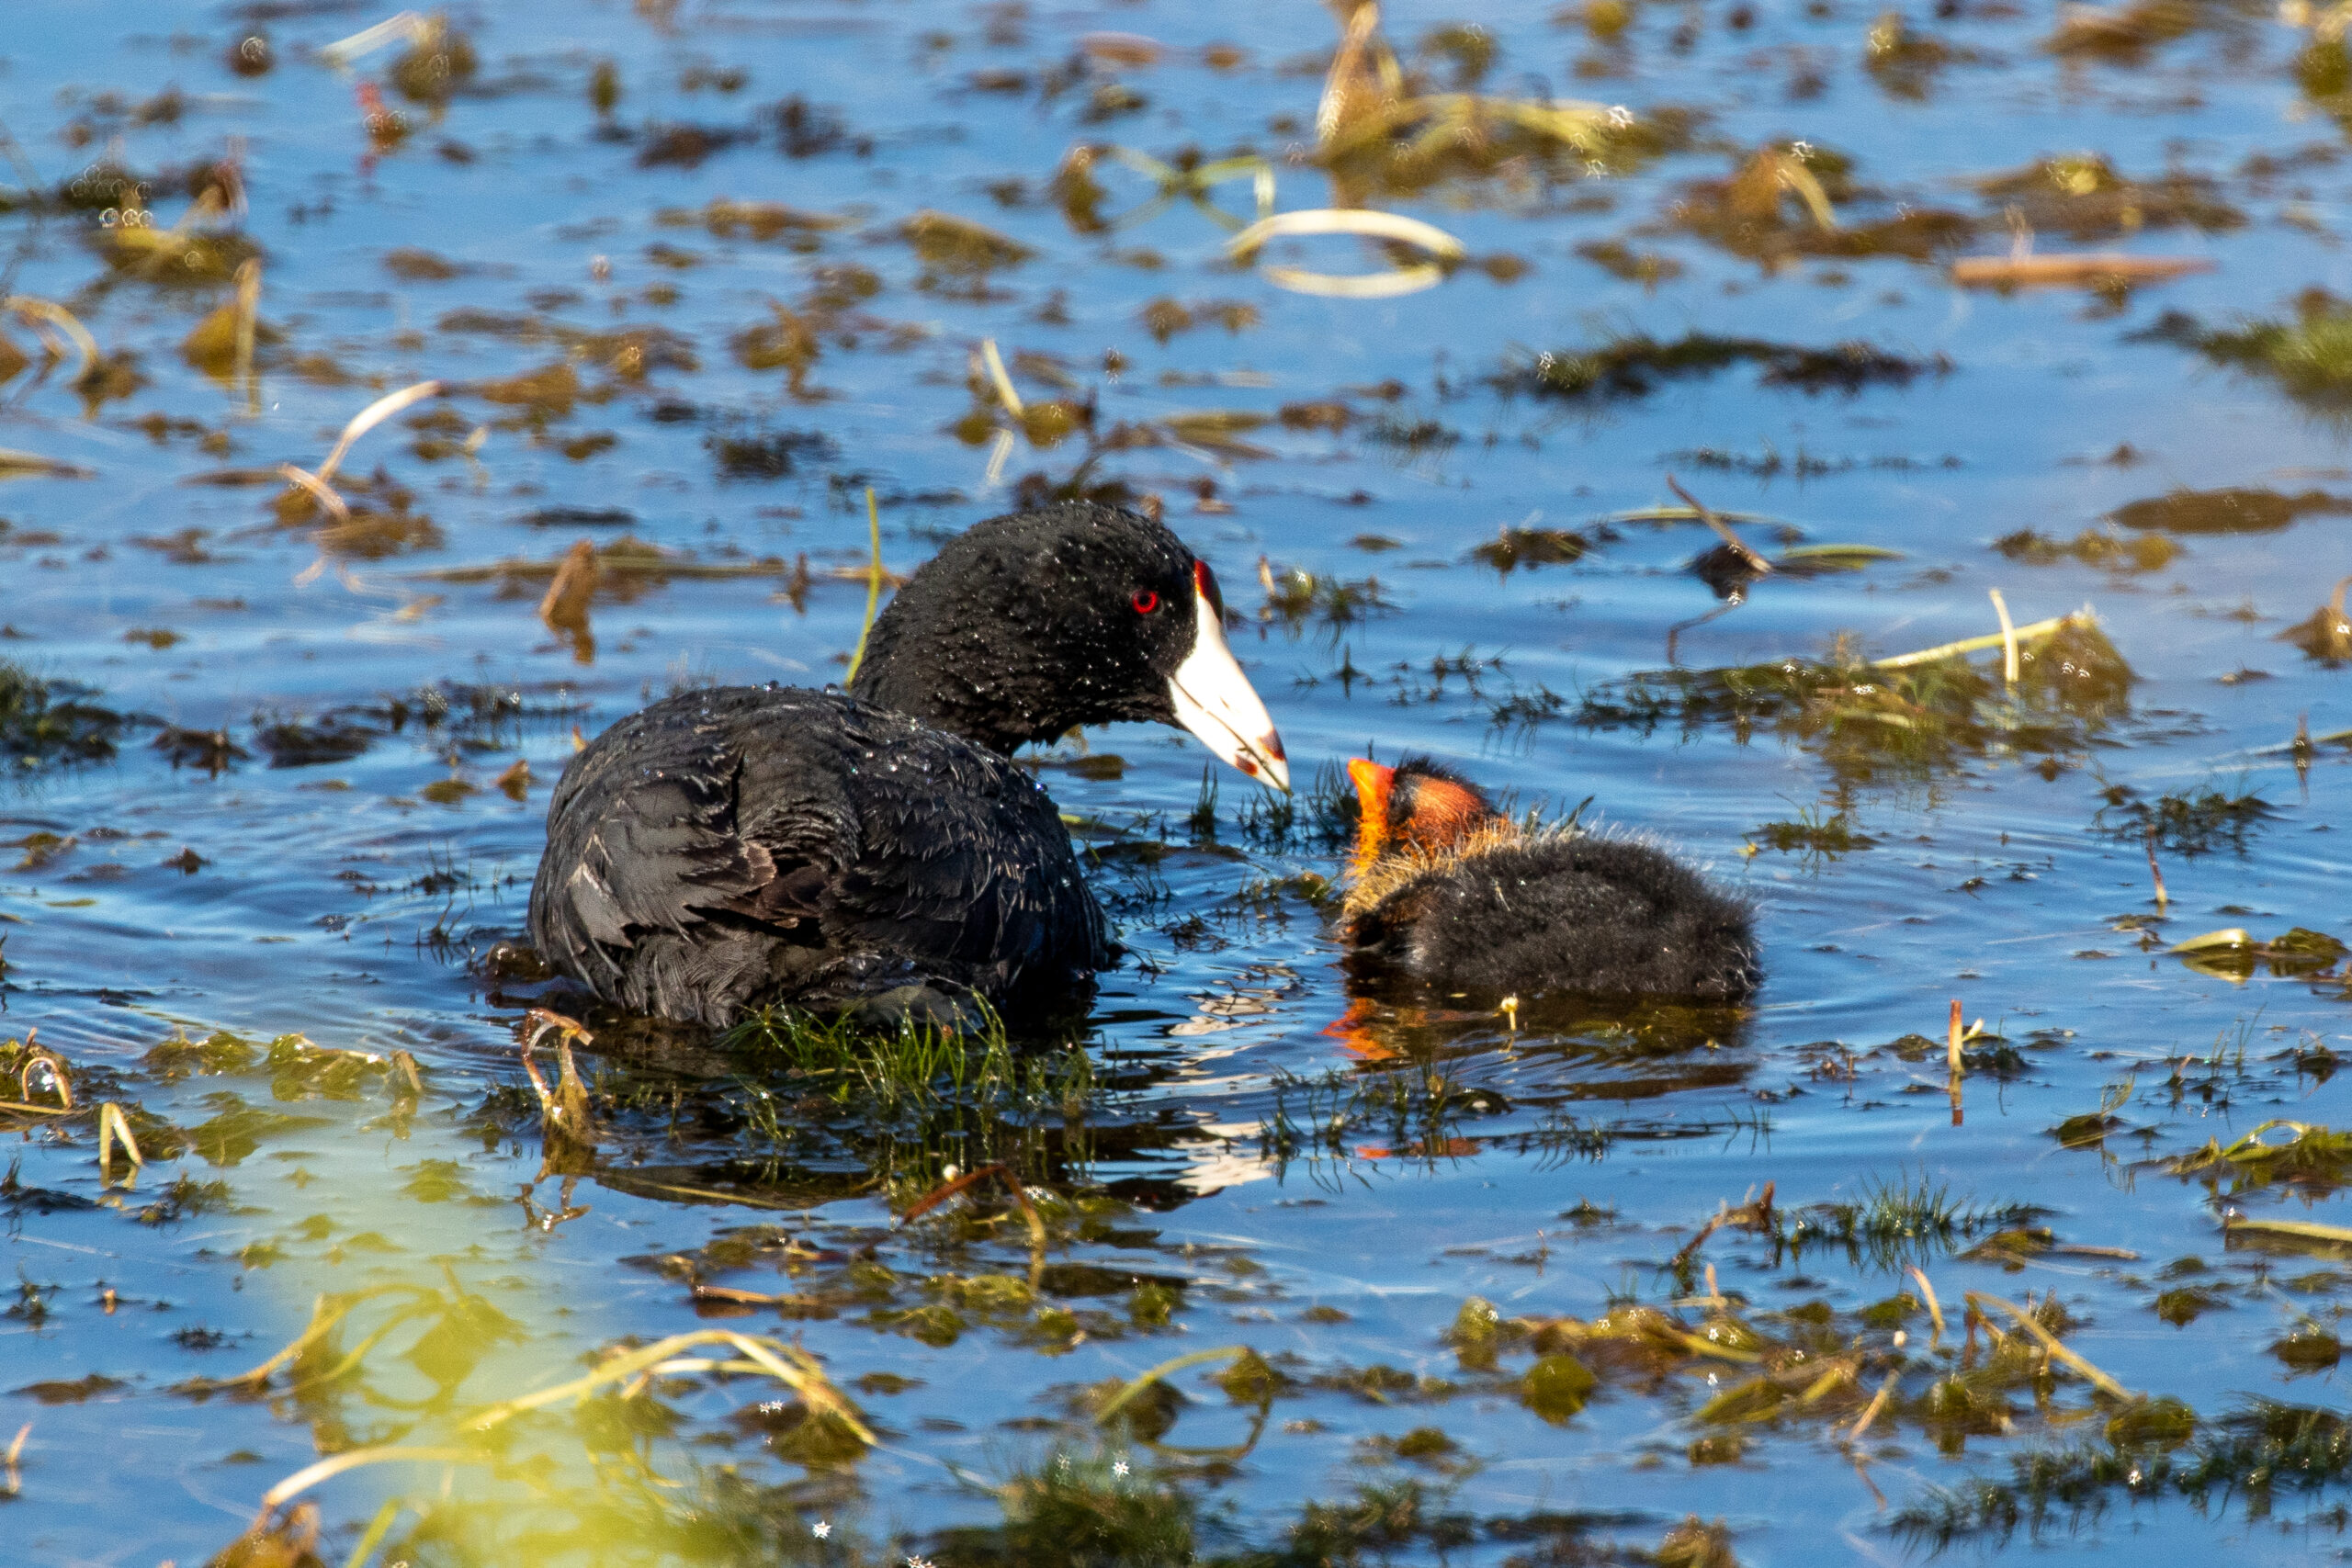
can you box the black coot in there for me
[529,503,1288,1028]
[1338,756,1759,1003]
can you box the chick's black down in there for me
[528,686,1109,1029]
[1353,836,1758,1002]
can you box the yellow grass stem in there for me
[1965,1292,2133,1401]
[319,10,432,67]
[1847,1371,1899,1439]
[1226,208,1465,299]
[19,1046,71,1110]
[1872,608,2091,670]
[466,1329,870,1443]
[233,258,262,414]
[1669,1327,1764,1365]
[262,1445,482,1515]
[1906,1267,1946,1344]
[978,337,1023,418]
[1989,589,2018,684]
[1094,1346,1252,1425]
[3,297,96,378]
[344,1498,403,1568]
[314,380,441,487]
[2225,1214,2352,1247]
[277,462,350,523]
[843,487,885,684]
[1951,254,2211,288]
[96,1101,143,1180]
[199,1285,439,1392]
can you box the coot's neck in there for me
[847,610,1072,754]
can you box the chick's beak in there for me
[1346,758,1393,866]
[1169,562,1290,791]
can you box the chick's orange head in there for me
[1393,771,1490,852]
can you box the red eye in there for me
[1132,590,1159,614]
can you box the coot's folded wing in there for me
[529,687,852,986]
[734,696,1113,988]
[529,686,1108,1013]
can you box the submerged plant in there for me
[1576,615,2133,790]
[0,660,125,767]
[2140,290,2352,420]
[2093,782,2270,856]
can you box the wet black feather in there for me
[528,686,1109,1029]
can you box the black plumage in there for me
[852,502,1202,753]
[1340,756,1760,1003]
[529,688,1104,1029]
[526,503,1286,1029]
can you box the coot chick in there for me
[1339,756,1759,1002]
[529,502,1288,1029]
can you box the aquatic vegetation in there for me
[2164,1119,2352,1192]
[2278,574,2352,663]
[2140,292,2352,417]
[1670,143,1975,265]
[1499,331,1950,404]
[2093,782,2270,856]
[1467,524,1595,574]
[0,661,124,767]
[1974,154,2245,242]
[1781,1168,2048,1271]
[1748,807,1873,858]
[1575,615,2134,788]
[1894,1399,2352,1547]
[2109,485,2352,535]
[902,209,1034,298]
[1995,526,2179,572]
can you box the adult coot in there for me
[529,503,1288,1028]
[1338,756,1758,1002]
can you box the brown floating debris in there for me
[1667,474,1769,574]
[690,1282,826,1308]
[2278,573,2352,663]
[416,535,789,588]
[0,449,95,480]
[538,539,600,662]
[1951,253,2212,288]
[389,1048,424,1100]
[2225,1214,2352,1254]
[1078,30,1164,65]
[899,1161,1011,1225]
[1669,1182,1777,1267]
